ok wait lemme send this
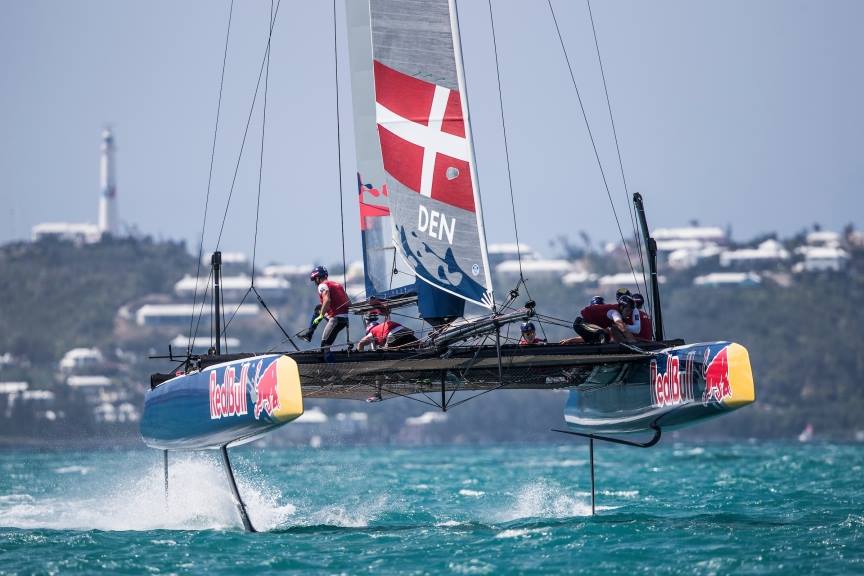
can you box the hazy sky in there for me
[1,0,861,267]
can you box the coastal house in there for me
[31,222,102,245]
[174,274,291,301]
[59,348,105,373]
[693,272,762,287]
[720,239,790,268]
[135,303,258,326]
[487,243,541,268]
[496,259,573,282]
[792,246,850,273]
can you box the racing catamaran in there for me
[141,0,755,531]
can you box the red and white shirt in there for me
[317,280,349,318]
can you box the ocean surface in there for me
[0,442,861,575]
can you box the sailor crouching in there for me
[357,311,418,351]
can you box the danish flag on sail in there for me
[373,60,475,213]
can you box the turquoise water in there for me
[1,443,862,574]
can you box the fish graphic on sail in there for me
[352,0,495,311]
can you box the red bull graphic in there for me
[702,346,733,405]
[209,363,249,420]
[650,351,696,408]
[253,359,280,420]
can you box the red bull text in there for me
[209,363,250,419]
[650,351,696,408]
[702,346,733,405]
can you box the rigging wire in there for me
[187,0,234,356]
[251,0,275,285]
[214,0,283,251]
[585,0,650,302]
[486,0,548,343]
[546,0,643,296]
[486,0,523,281]
[332,0,351,347]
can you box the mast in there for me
[633,193,663,341]
[212,251,222,354]
[449,0,494,307]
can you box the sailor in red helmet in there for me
[309,265,350,361]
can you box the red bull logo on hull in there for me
[253,359,280,420]
[702,346,733,405]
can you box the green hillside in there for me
[0,235,862,442]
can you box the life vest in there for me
[637,311,653,340]
[319,280,350,317]
[579,304,619,329]
[368,320,410,346]
[580,303,637,330]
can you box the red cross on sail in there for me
[373,60,475,213]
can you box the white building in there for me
[59,348,105,372]
[67,375,113,388]
[200,251,249,268]
[31,222,101,244]
[263,264,315,279]
[667,245,723,270]
[174,274,290,301]
[487,243,540,267]
[170,334,241,351]
[653,226,727,243]
[720,240,790,268]
[561,270,598,286]
[693,272,762,287]
[496,259,573,280]
[805,231,841,247]
[793,246,850,273]
[136,303,258,326]
[596,273,661,291]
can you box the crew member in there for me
[632,293,654,341]
[576,294,639,343]
[356,311,418,351]
[309,265,350,361]
[518,321,546,345]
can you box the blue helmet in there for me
[310,265,328,282]
[590,295,605,305]
[521,321,536,334]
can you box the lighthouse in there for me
[98,127,118,236]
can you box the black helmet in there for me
[520,321,536,334]
[617,294,635,309]
[632,293,644,309]
[590,295,605,305]
[309,265,328,281]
